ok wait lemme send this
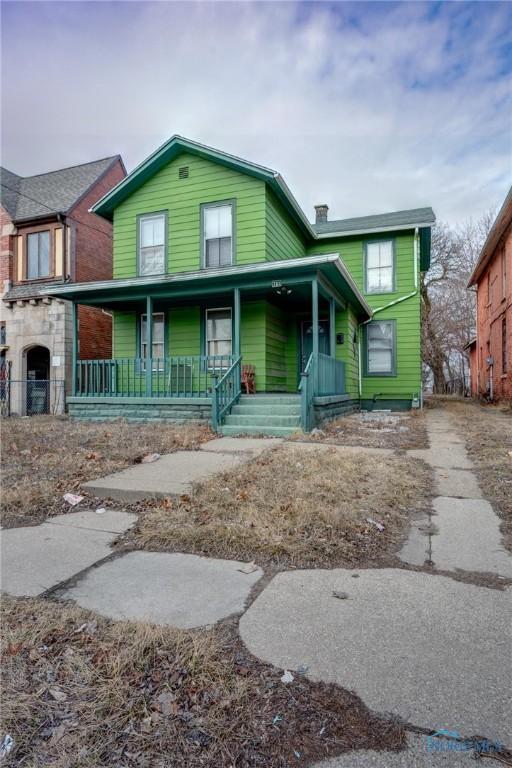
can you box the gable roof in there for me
[467,185,512,287]
[0,156,123,223]
[312,207,436,237]
[91,135,435,247]
[92,135,313,237]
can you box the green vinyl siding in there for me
[265,188,306,262]
[335,306,359,399]
[265,302,287,391]
[113,153,266,278]
[241,300,266,392]
[169,306,200,356]
[307,231,421,402]
[113,311,137,358]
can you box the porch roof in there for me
[42,254,373,320]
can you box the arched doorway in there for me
[25,346,50,415]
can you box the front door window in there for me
[300,320,329,372]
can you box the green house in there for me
[48,136,435,435]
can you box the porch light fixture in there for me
[275,283,292,296]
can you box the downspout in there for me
[358,227,421,403]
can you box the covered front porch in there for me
[49,255,371,431]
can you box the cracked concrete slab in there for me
[48,508,138,533]
[434,468,482,498]
[61,551,263,628]
[200,436,283,454]
[399,497,512,576]
[82,450,244,501]
[0,509,136,597]
[313,733,499,767]
[239,568,512,742]
[286,442,395,457]
[408,447,473,470]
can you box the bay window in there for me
[27,231,50,279]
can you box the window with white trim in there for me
[366,320,396,375]
[205,308,232,357]
[27,231,50,279]
[365,241,394,293]
[203,204,233,268]
[139,214,166,276]
[141,313,165,371]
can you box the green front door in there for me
[299,319,330,374]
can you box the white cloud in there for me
[1,1,511,225]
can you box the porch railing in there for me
[317,353,345,396]
[74,356,235,398]
[300,353,346,431]
[212,355,242,431]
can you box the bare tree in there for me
[421,213,495,393]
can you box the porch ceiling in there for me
[43,254,372,320]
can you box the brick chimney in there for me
[314,204,329,224]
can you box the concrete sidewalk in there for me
[83,436,283,501]
[0,509,137,596]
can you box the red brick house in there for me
[0,156,125,414]
[467,186,512,402]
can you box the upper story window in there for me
[138,213,166,276]
[27,231,50,279]
[202,202,234,268]
[364,320,396,376]
[365,240,394,294]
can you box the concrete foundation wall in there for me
[68,396,212,423]
[313,395,360,425]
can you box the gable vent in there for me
[178,166,189,179]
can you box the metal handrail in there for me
[212,355,242,431]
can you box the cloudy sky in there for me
[1,1,511,226]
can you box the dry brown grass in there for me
[443,400,512,550]
[130,445,431,568]
[1,595,404,767]
[0,416,213,528]
[292,410,429,450]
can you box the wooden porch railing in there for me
[300,353,346,431]
[74,356,235,398]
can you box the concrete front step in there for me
[220,425,301,437]
[239,395,300,405]
[224,414,301,428]
[232,404,301,416]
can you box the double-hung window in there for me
[205,308,232,359]
[139,213,166,276]
[202,203,233,268]
[141,313,165,371]
[365,320,396,376]
[27,231,50,279]
[365,240,394,293]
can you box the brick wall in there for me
[0,205,15,294]
[69,158,125,360]
[475,221,512,401]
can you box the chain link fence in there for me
[1,378,66,416]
